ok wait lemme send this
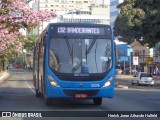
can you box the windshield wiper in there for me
[64,36,72,56]
[72,63,81,73]
[86,38,96,54]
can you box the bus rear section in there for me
[34,23,116,105]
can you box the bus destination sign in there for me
[57,27,106,35]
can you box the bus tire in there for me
[93,98,102,105]
[44,96,52,106]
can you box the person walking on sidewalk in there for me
[154,66,159,76]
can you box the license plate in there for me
[75,94,87,98]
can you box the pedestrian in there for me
[154,66,159,76]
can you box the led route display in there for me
[57,27,106,35]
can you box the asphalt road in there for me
[0,69,160,120]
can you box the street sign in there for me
[146,57,153,64]
[120,56,128,62]
[133,56,138,65]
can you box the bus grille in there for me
[63,90,99,97]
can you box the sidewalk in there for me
[153,76,160,80]
[0,71,10,83]
[116,74,134,79]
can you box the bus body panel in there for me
[45,86,114,98]
[44,64,116,98]
[33,23,116,103]
[45,71,115,98]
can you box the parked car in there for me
[8,64,13,69]
[131,72,154,86]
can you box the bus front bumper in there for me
[46,86,114,98]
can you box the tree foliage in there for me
[0,0,56,70]
[0,0,56,53]
[23,35,37,52]
[114,0,160,47]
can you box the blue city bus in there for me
[33,23,116,105]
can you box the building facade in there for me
[131,40,153,72]
[149,42,160,76]
[31,0,110,34]
[110,0,124,29]
[36,0,94,13]
[153,42,160,63]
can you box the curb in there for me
[115,81,129,89]
[116,85,128,89]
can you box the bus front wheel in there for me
[93,98,102,105]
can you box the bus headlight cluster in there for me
[103,76,115,87]
[47,75,59,87]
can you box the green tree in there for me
[114,0,160,47]
[23,35,38,52]
[0,46,16,71]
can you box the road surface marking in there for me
[23,76,35,94]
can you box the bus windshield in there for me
[49,38,112,74]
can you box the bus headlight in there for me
[103,76,115,87]
[47,75,59,87]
